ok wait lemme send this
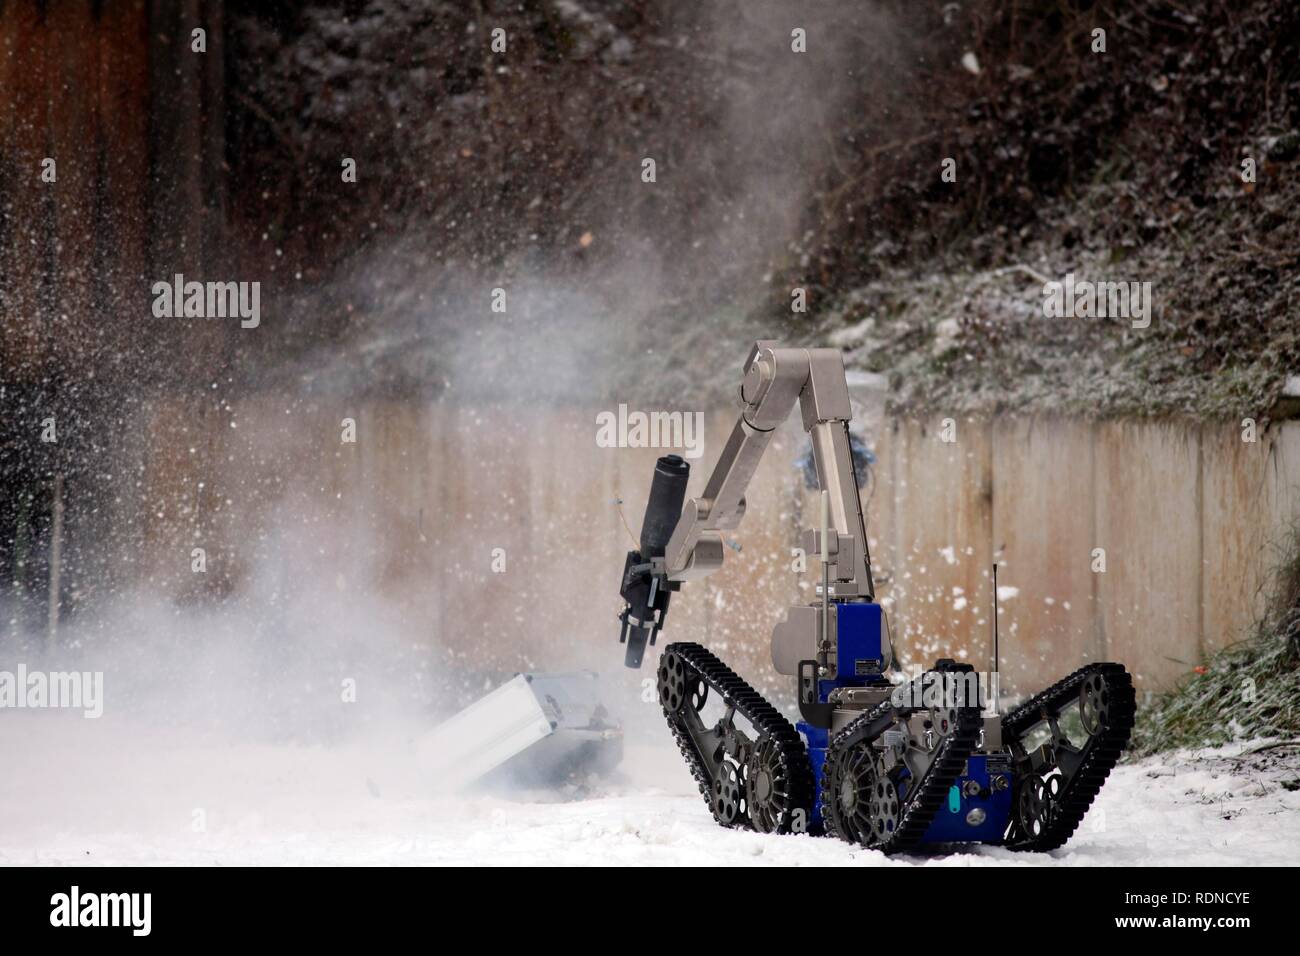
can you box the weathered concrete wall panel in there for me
[1094,422,1202,688]
[886,418,992,670]
[990,418,1098,695]
[123,401,1300,698]
[1200,425,1274,657]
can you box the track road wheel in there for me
[820,741,881,847]
[1015,774,1054,841]
[870,773,902,842]
[744,736,802,834]
[712,762,745,826]
[1079,673,1109,736]
[657,648,690,713]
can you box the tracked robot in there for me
[617,341,1134,851]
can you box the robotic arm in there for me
[618,341,876,667]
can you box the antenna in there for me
[991,562,1000,715]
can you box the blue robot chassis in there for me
[795,603,1014,843]
[618,343,1135,852]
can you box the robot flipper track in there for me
[657,642,815,834]
[1001,662,1136,851]
[819,670,984,853]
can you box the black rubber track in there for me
[1001,662,1136,852]
[660,642,815,834]
[819,689,983,853]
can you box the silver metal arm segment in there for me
[662,341,875,599]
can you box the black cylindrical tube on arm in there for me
[639,455,690,559]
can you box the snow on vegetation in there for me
[788,0,1300,420]
[1132,534,1300,756]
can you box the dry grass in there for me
[1131,526,1300,755]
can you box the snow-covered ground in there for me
[2,713,1296,866]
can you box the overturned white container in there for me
[416,671,622,790]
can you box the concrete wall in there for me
[125,397,1300,699]
[870,416,1300,693]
